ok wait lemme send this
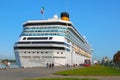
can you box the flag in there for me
[41,6,44,14]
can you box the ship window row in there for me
[16,41,69,45]
[68,31,85,47]
[68,29,85,43]
[21,56,66,59]
[23,30,65,33]
[69,31,83,43]
[23,37,52,40]
[15,41,70,47]
[14,46,70,51]
[23,51,49,54]
[23,32,64,34]
[21,51,65,55]
[75,52,88,57]
[22,56,31,58]
[21,33,65,36]
[65,36,88,53]
[28,37,48,40]
[65,31,85,47]
[18,51,68,60]
[66,35,79,45]
[23,26,67,30]
[65,32,87,50]
[69,26,85,43]
[15,46,65,50]
[57,52,63,54]
[65,28,85,44]
[53,56,66,58]
[23,22,72,27]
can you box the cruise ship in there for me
[14,12,92,68]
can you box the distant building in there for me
[113,51,120,64]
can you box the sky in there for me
[0,0,120,60]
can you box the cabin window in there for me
[49,37,53,40]
[23,37,26,40]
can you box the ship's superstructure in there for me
[14,12,92,68]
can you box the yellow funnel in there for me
[61,12,69,21]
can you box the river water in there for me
[0,63,19,69]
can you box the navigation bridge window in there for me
[27,37,48,40]
[26,37,53,40]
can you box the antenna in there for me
[66,0,68,12]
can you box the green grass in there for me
[55,65,120,76]
[25,78,97,80]
[25,65,120,80]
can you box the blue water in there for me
[0,63,19,69]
